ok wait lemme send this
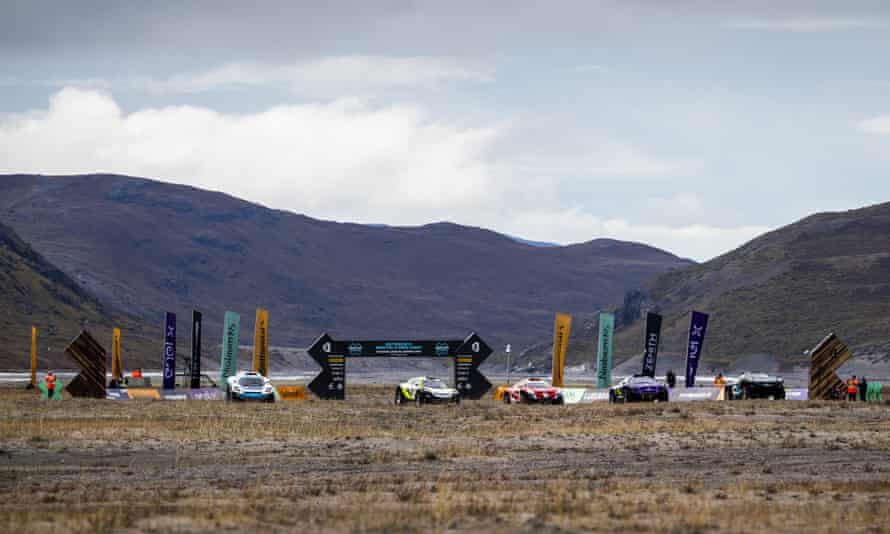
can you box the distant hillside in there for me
[0,174,693,365]
[0,221,154,369]
[607,202,890,372]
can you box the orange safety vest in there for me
[46,374,56,390]
[847,379,858,394]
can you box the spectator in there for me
[860,377,868,401]
[666,369,676,389]
[846,375,859,402]
[45,371,56,397]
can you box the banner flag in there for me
[220,311,240,390]
[596,313,615,388]
[684,311,709,387]
[641,312,662,378]
[252,308,270,377]
[162,312,177,390]
[551,313,572,387]
[190,310,202,389]
[112,328,122,380]
[30,326,37,388]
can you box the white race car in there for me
[226,371,275,402]
[394,376,460,405]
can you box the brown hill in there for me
[607,202,890,371]
[0,221,154,369]
[0,174,693,365]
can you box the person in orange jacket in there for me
[714,373,727,386]
[846,375,859,401]
[45,371,56,395]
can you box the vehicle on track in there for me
[225,371,275,402]
[609,375,669,403]
[394,376,460,405]
[725,372,786,400]
[502,377,564,404]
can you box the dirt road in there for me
[1,386,888,532]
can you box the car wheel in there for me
[609,391,615,403]
[454,394,461,405]
[394,388,404,405]
[225,388,232,402]
[552,396,564,405]
[415,393,423,407]
[502,392,511,405]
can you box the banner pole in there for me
[28,326,37,389]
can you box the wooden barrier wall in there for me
[64,330,107,398]
[808,333,852,400]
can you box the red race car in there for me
[502,377,564,405]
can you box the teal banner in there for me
[220,311,240,390]
[596,313,614,389]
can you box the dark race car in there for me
[725,372,786,400]
[610,375,669,403]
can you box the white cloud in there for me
[724,17,885,32]
[513,140,681,179]
[597,220,770,261]
[0,88,502,220]
[0,88,764,261]
[130,56,493,94]
[858,115,890,134]
[501,208,769,262]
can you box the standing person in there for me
[666,369,676,389]
[846,375,859,402]
[859,377,868,401]
[45,371,56,398]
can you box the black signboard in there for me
[641,312,662,378]
[307,332,492,400]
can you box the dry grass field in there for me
[1,385,889,533]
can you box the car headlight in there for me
[778,378,784,383]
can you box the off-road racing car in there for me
[610,374,669,403]
[725,372,786,400]
[502,377,564,404]
[225,371,275,402]
[394,376,460,405]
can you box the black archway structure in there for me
[307,332,493,400]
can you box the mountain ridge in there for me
[0,173,694,367]
[608,201,890,370]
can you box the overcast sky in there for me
[2,1,890,261]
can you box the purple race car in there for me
[609,375,669,403]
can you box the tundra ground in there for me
[0,385,888,533]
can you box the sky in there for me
[2,1,890,261]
